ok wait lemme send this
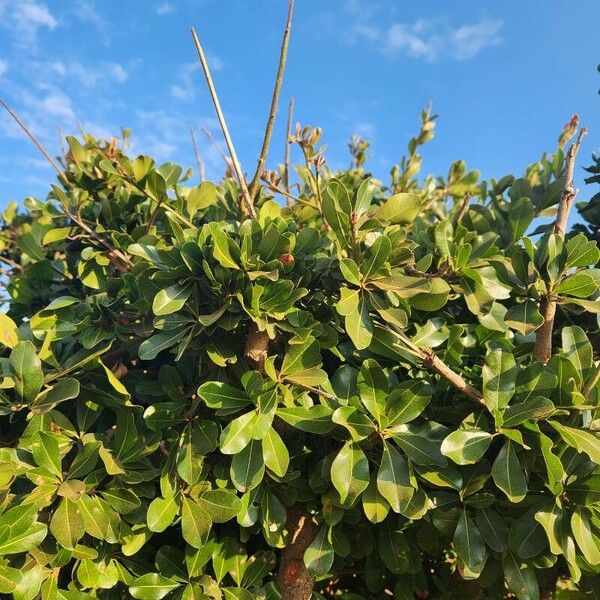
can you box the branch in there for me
[190,28,255,218]
[282,378,337,401]
[383,325,484,405]
[189,125,205,183]
[277,505,319,600]
[0,99,133,272]
[0,256,22,271]
[534,124,587,364]
[283,97,295,201]
[420,348,484,405]
[248,0,295,199]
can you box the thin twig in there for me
[201,127,231,168]
[0,99,133,271]
[282,378,337,401]
[248,0,295,199]
[383,325,484,405]
[0,256,22,271]
[454,192,472,225]
[190,27,255,218]
[0,98,66,183]
[421,349,484,405]
[534,125,587,364]
[283,96,295,202]
[189,124,205,183]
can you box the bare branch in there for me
[283,96,295,202]
[248,0,295,199]
[190,27,255,218]
[201,127,231,168]
[282,378,337,401]
[189,124,205,183]
[534,123,587,364]
[421,348,484,405]
[0,98,67,184]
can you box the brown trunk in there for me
[533,296,556,365]
[277,505,319,600]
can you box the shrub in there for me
[0,107,599,600]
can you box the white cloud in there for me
[449,19,503,60]
[29,60,129,88]
[170,57,223,102]
[1,1,58,44]
[73,0,105,25]
[349,11,503,62]
[156,2,175,16]
[0,60,7,78]
[38,91,76,120]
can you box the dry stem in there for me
[190,27,255,218]
[283,97,295,202]
[248,0,295,199]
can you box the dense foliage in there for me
[1,111,600,600]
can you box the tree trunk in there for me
[277,505,319,600]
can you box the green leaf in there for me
[332,406,376,441]
[220,411,256,455]
[210,225,239,269]
[188,181,218,214]
[376,440,413,514]
[0,313,18,348]
[441,430,492,465]
[147,496,179,532]
[374,193,421,224]
[492,441,527,502]
[354,177,374,215]
[508,197,534,241]
[357,359,387,425]
[50,498,85,550]
[181,497,212,548]
[198,381,249,409]
[454,510,486,572]
[345,297,373,350]
[482,347,517,412]
[197,490,241,523]
[9,341,43,404]
[476,508,509,552]
[562,325,593,382]
[571,508,600,565]
[153,284,192,316]
[139,328,187,360]
[549,421,600,464]
[129,573,180,600]
[230,439,264,493]
[391,428,447,467]
[378,523,410,574]
[31,431,62,477]
[339,258,361,285]
[33,377,80,411]
[362,476,390,523]
[555,273,597,298]
[331,441,370,505]
[565,233,600,268]
[386,381,432,426]
[504,300,544,334]
[362,236,391,280]
[261,428,289,477]
[501,397,554,427]
[502,552,539,600]
[0,564,21,594]
[304,526,334,576]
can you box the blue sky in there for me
[0,0,599,207]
